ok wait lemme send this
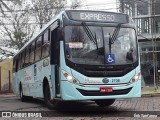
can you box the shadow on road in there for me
[18,97,45,106]
[17,98,136,117]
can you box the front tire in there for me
[44,84,60,109]
[95,99,115,107]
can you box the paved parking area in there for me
[0,94,160,119]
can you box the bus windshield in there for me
[64,25,137,65]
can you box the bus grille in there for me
[76,87,132,96]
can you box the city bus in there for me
[13,10,141,109]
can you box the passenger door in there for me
[50,20,60,97]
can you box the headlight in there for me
[130,72,141,83]
[62,70,80,85]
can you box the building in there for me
[0,59,13,93]
[118,0,160,88]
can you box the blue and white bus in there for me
[13,10,141,109]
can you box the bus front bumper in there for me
[60,80,141,100]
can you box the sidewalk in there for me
[0,93,17,98]
[142,86,160,97]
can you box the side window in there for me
[15,59,19,72]
[35,36,42,61]
[16,55,21,70]
[30,41,35,63]
[13,59,15,73]
[16,55,19,70]
[24,47,30,66]
[20,53,22,68]
[28,45,31,64]
[21,52,25,68]
[18,54,21,69]
[42,30,50,58]
[13,57,17,72]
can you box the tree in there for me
[0,0,36,49]
[32,0,83,29]
[0,0,82,50]
[32,0,66,29]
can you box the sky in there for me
[67,0,119,12]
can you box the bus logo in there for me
[102,78,109,84]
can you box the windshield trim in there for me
[64,25,138,67]
[65,58,138,68]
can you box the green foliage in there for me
[14,31,26,40]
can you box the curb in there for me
[0,94,18,98]
[142,93,160,97]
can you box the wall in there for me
[0,59,13,92]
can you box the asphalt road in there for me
[0,95,160,119]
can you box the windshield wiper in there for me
[109,24,121,54]
[81,22,99,57]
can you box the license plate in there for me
[100,87,113,93]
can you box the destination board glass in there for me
[66,10,129,23]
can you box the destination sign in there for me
[66,10,129,23]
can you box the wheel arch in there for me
[19,82,22,92]
[43,77,49,95]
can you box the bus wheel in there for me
[95,99,115,107]
[44,84,60,109]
